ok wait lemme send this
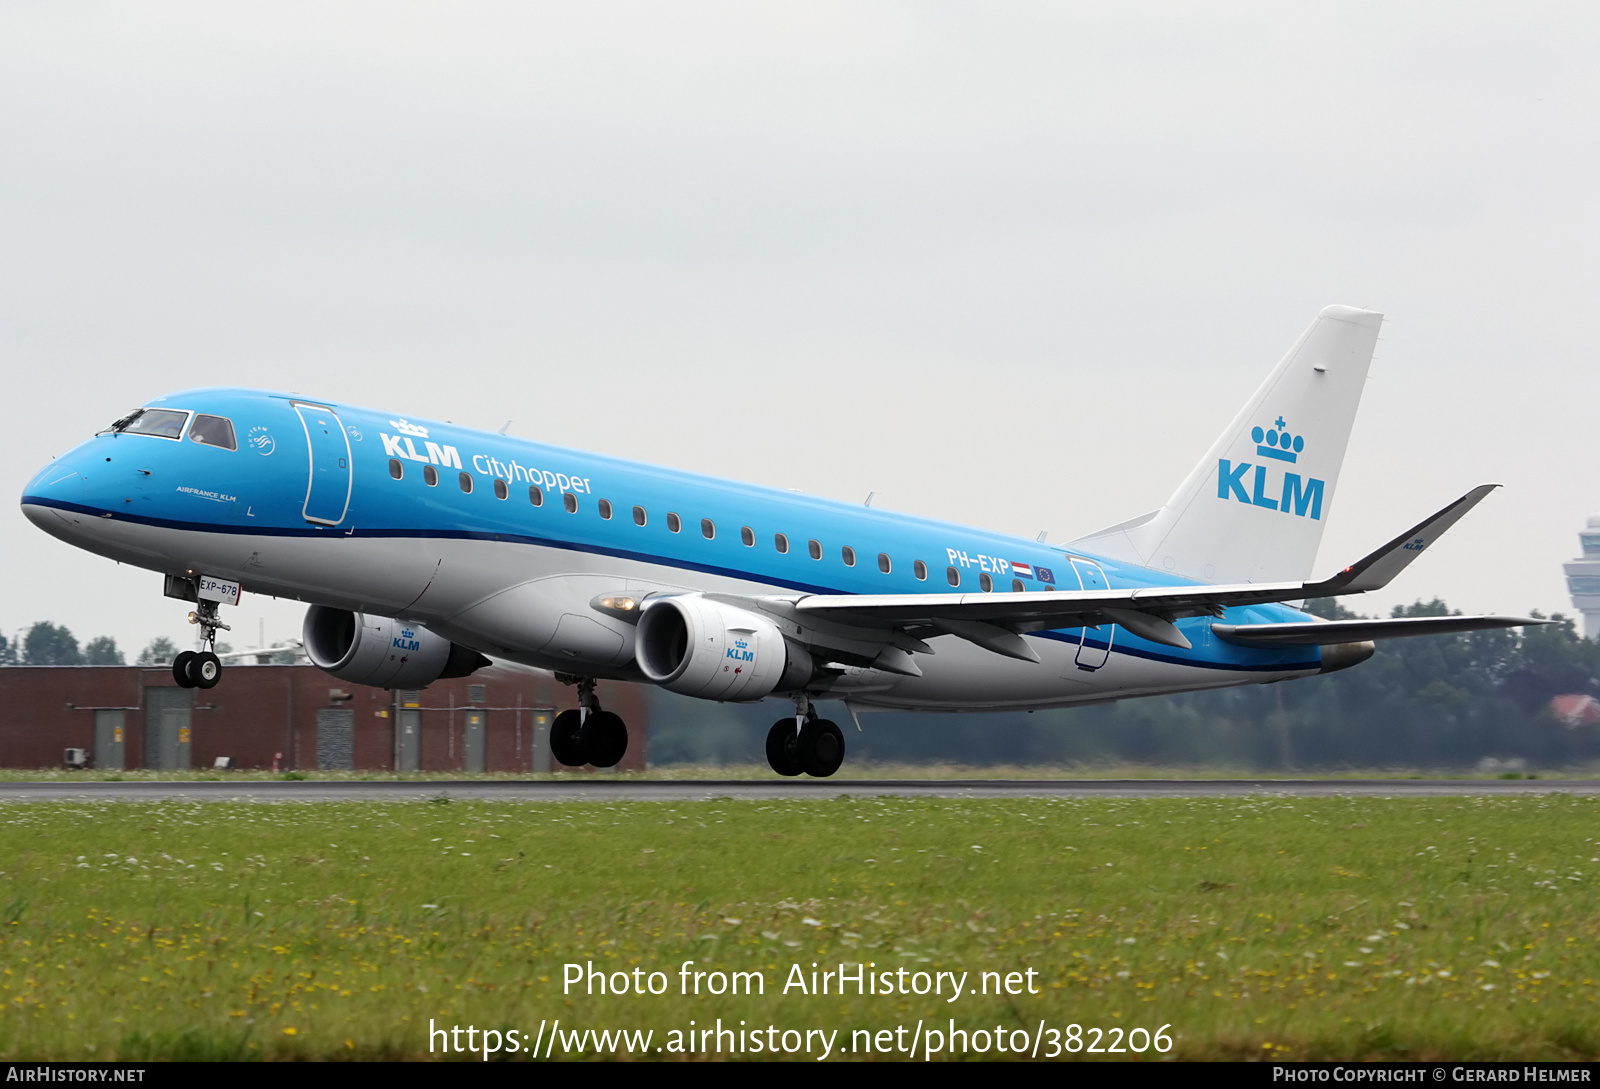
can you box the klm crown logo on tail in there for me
[1217,416,1325,520]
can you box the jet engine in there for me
[635,594,812,701]
[302,605,490,690]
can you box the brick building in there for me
[0,664,647,772]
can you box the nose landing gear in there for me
[765,694,845,778]
[551,675,630,769]
[172,598,229,690]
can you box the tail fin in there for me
[1073,304,1382,585]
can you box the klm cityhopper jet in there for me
[21,306,1538,776]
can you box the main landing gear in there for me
[172,598,229,691]
[766,695,845,778]
[551,675,629,769]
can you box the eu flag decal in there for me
[1035,566,1056,585]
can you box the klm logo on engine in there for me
[1216,416,1325,520]
[727,636,755,664]
[393,629,422,652]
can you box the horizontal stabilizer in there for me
[1212,614,1546,647]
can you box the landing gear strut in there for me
[766,694,845,778]
[172,598,229,691]
[551,675,630,769]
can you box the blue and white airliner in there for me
[20,306,1538,776]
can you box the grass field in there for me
[2,793,1599,1060]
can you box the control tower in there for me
[1564,514,1600,639]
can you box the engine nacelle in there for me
[635,595,812,701]
[302,606,490,690]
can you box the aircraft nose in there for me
[22,457,84,504]
[20,456,91,538]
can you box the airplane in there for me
[20,305,1541,777]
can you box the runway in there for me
[0,778,1596,802]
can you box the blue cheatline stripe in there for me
[22,496,1317,676]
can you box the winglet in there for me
[1312,484,1500,596]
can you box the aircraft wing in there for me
[767,484,1535,660]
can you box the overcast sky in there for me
[3,3,1598,658]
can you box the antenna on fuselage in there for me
[497,420,513,435]
[864,491,877,507]
[1036,530,1048,542]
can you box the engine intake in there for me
[302,606,489,689]
[635,595,812,701]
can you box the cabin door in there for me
[293,403,353,526]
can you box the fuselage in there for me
[20,388,1324,710]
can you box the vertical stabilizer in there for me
[1072,305,1381,585]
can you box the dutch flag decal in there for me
[1012,562,1034,579]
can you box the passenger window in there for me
[459,472,473,494]
[424,465,438,487]
[493,479,508,500]
[529,485,543,506]
[633,506,647,526]
[740,526,754,547]
[701,518,715,539]
[946,566,960,587]
[1043,584,1055,592]
[598,499,613,520]
[914,560,927,581]
[808,539,822,560]
[667,512,682,533]
[841,546,856,567]
[388,458,403,480]
[979,572,993,592]
[563,492,578,513]
[775,533,789,554]
[188,414,237,450]
[877,553,891,574]
[1012,579,1025,593]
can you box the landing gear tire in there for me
[765,720,804,777]
[172,651,198,689]
[799,719,845,778]
[550,709,587,767]
[189,651,222,690]
[580,711,629,768]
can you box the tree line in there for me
[648,598,1600,770]
[0,623,181,667]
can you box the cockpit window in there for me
[188,414,237,451]
[110,408,189,439]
